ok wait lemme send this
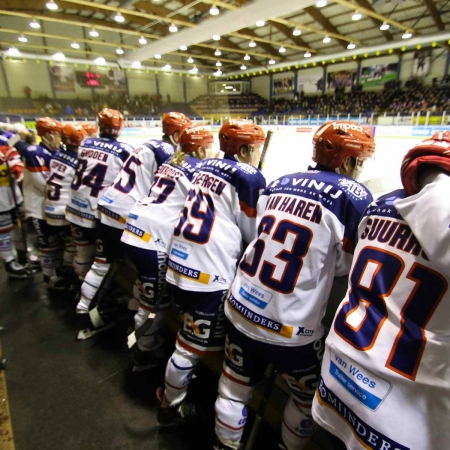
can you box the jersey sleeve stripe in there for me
[239,200,257,218]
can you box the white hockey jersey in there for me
[312,174,450,450]
[98,139,174,229]
[226,170,373,347]
[44,147,78,226]
[121,154,201,252]
[66,137,133,228]
[23,143,54,219]
[166,155,266,292]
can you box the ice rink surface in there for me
[122,130,425,196]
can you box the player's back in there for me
[122,154,200,253]
[313,188,450,450]
[67,136,132,227]
[166,155,266,293]
[227,170,373,347]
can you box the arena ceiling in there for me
[0,0,449,76]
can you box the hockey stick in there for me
[244,364,278,450]
[258,129,274,171]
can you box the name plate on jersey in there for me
[171,240,192,260]
[328,345,392,411]
[238,277,273,309]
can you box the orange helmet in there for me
[179,126,214,154]
[62,123,87,147]
[162,112,192,137]
[219,119,265,156]
[97,108,124,137]
[312,121,375,169]
[36,117,63,137]
[81,122,98,137]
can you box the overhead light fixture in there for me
[268,58,275,64]
[380,21,390,31]
[214,69,222,76]
[244,54,250,60]
[214,49,221,56]
[352,11,362,21]
[30,19,40,29]
[115,12,125,23]
[139,36,147,44]
[279,46,286,53]
[169,23,178,33]
[46,0,58,10]
[190,66,199,73]
[402,30,413,39]
[210,5,219,15]
[347,42,356,49]
[187,57,194,63]
[154,54,161,59]
[95,56,106,64]
[163,64,171,70]
[18,35,28,43]
[8,47,20,56]
[116,47,124,55]
[304,51,312,58]
[293,27,301,36]
[216,61,222,66]
[132,61,141,68]
[90,28,99,37]
[180,45,188,51]
[249,40,256,47]
[240,64,247,70]
[316,0,327,6]
[323,35,331,43]
[213,35,221,41]
[53,51,65,61]
[256,20,265,27]
[71,41,80,49]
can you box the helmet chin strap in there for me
[41,134,58,151]
[169,135,177,146]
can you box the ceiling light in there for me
[293,27,301,36]
[115,12,125,23]
[53,51,65,61]
[163,64,171,70]
[352,11,362,21]
[8,47,20,56]
[347,42,356,49]
[304,51,312,58]
[139,36,147,44]
[71,41,80,49]
[154,54,161,59]
[323,35,331,43]
[187,57,194,63]
[256,20,265,27]
[190,66,198,73]
[216,61,222,66]
[90,28,99,37]
[132,61,141,68]
[95,56,105,64]
[268,58,275,64]
[180,45,188,51]
[30,19,40,29]
[116,47,124,55]
[214,49,221,56]
[213,35,221,41]
[46,0,58,10]
[214,69,222,76]
[244,54,250,60]
[279,46,286,53]
[240,64,246,70]
[402,30,413,39]
[316,0,327,6]
[210,5,219,15]
[249,40,256,47]
[169,23,178,33]
[18,35,28,43]
[380,21,390,31]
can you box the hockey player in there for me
[213,121,376,450]
[66,108,133,284]
[23,117,65,286]
[81,123,98,138]
[44,123,87,289]
[0,135,29,278]
[121,125,214,370]
[312,133,450,450]
[156,119,266,426]
[75,112,191,327]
